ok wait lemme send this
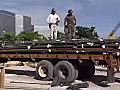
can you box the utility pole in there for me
[0,63,5,89]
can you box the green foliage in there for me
[0,26,99,41]
[57,31,65,40]
[16,31,47,41]
[0,31,47,42]
[2,32,15,41]
[76,26,99,40]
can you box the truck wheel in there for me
[74,69,78,80]
[36,60,53,80]
[54,61,77,83]
[78,64,95,79]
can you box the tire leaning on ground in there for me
[54,61,77,83]
[36,60,53,80]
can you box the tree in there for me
[76,26,99,40]
[2,32,16,41]
[16,31,47,41]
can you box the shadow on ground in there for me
[90,75,110,87]
[5,85,48,90]
[5,69,36,77]
[5,68,120,87]
[9,80,51,85]
[5,69,52,85]
[90,75,120,87]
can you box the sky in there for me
[0,0,120,38]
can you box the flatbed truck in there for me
[0,39,120,83]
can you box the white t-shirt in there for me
[47,14,60,24]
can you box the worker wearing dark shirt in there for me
[64,9,76,39]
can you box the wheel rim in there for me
[59,67,68,79]
[38,65,48,78]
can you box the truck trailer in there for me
[0,39,120,83]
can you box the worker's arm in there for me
[73,15,76,25]
[55,15,60,25]
[47,15,52,29]
[64,16,67,27]
[47,15,50,23]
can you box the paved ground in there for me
[4,66,120,90]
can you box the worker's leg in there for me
[71,25,76,39]
[54,25,58,39]
[50,25,54,39]
[68,24,72,40]
[64,27,69,40]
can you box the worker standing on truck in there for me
[47,8,60,40]
[64,9,76,40]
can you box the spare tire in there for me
[54,61,77,83]
[36,60,53,80]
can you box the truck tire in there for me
[78,64,95,80]
[54,61,77,83]
[74,69,78,80]
[36,60,53,80]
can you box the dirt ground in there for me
[4,65,120,90]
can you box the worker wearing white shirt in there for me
[47,8,60,39]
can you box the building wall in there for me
[0,10,15,36]
[31,25,34,32]
[15,15,24,35]
[23,16,32,32]
[15,15,32,35]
